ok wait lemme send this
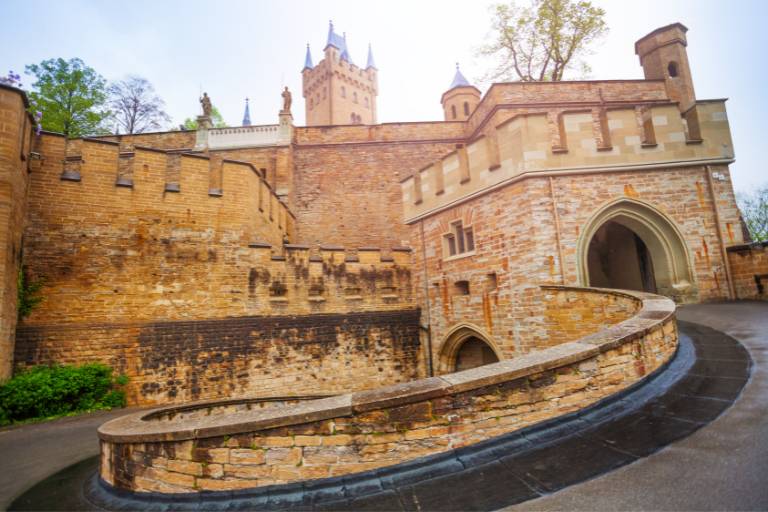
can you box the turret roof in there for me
[366,43,376,70]
[449,63,471,90]
[242,98,251,126]
[303,44,313,70]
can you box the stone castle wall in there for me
[292,123,464,247]
[728,242,768,300]
[97,287,676,493]
[0,85,34,379]
[410,164,742,370]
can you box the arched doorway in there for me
[577,198,695,300]
[437,324,501,374]
[587,221,657,293]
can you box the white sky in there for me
[1,0,765,192]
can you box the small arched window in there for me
[668,61,679,77]
[309,97,313,109]
[353,91,358,103]
[451,105,457,119]
[322,88,326,99]
[351,113,356,124]
[364,97,369,108]
[463,102,470,116]
[341,86,346,98]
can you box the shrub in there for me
[0,363,127,425]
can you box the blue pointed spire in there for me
[242,98,251,126]
[366,43,376,69]
[303,44,313,70]
[325,21,354,65]
[449,63,471,89]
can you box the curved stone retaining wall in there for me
[98,286,677,494]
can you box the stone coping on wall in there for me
[98,286,675,445]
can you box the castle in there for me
[0,22,766,406]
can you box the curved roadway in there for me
[505,301,768,511]
[0,301,765,511]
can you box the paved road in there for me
[0,408,135,511]
[507,301,768,511]
[1,302,765,511]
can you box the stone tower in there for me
[635,23,696,112]
[441,64,481,121]
[302,22,378,126]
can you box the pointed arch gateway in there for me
[437,324,501,374]
[577,198,696,301]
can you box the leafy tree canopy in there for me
[108,76,171,134]
[738,186,768,242]
[25,58,110,137]
[479,0,607,83]
[182,105,226,130]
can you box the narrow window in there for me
[353,92,358,103]
[443,221,476,258]
[451,105,457,119]
[446,234,457,256]
[463,102,470,116]
[453,280,470,296]
[486,273,498,292]
[351,113,356,123]
[322,88,327,99]
[364,97,369,108]
[341,86,346,98]
[668,61,679,77]
[464,227,474,251]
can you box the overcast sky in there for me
[1,0,765,192]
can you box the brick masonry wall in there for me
[97,288,676,493]
[293,141,460,247]
[728,243,768,300]
[0,85,33,379]
[410,166,741,371]
[17,309,423,405]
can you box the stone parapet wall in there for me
[20,135,305,324]
[728,242,768,300]
[17,308,423,405]
[402,101,733,222]
[98,287,677,494]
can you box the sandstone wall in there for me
[728,242,768,300]
[97,287,676,493]
[0,85,34,379]
[292,122,464,247]
[17,309,422,405]
[410,166,740,370]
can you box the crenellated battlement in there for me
[40,134,295,241]
[401,99,734,222]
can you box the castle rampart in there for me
[402,100,733,222]
[0,84,34,379]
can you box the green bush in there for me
[0,363,127,426]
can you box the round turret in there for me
[441,64,481,121]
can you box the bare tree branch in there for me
[107,76,170,134]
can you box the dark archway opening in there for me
[587,221,657,293]
[455,336,499,372]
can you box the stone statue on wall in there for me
[200,92,212,117]
[281,87,292,114]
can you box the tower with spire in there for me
[302,21,378,126]
[441,63,481,122]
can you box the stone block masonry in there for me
[0,85,34,379]
[16,309,423,405]
[728,242,768,300]
[97,287,677,493]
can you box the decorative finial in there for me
[456,62,460,70]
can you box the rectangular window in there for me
[443,221,476,258]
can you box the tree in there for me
[478,0,607,83]
[107,76,171,134]
[181,106,226,130]
[738,186,768,242]
[25,58,109,137]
